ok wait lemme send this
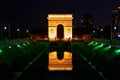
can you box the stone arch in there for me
[47,14,73,41]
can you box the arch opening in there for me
[57,24,64,39]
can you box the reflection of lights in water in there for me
[48,51,73,71]
[48,15,72,18]
[49,67,72,71]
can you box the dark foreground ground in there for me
[1,41,117,80]
[15,46,103,80]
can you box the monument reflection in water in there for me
[48,51,73,71]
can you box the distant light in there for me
[114,27,117,30]
[17,28,20,32]
[100,28,103,31]
[93,30,95,33]
[81,20,83,23]
[26,29,29,32]
[118,35,120,37]
[118,7,120,9]
[4,27,7,30]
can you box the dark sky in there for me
[0,0,119,29]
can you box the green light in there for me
[114,49,120,55]
[17,44,21,48]
[103,45,111,51]
[88,62,92,64]
[9,46,12,49]
[93,42,98,46]
[23,43,26,46]
[95,42,98,44]
[91,65,96,69]
[87,41,94,46]
[0,49,2,53]
[27,42,30,44]
[94,43,103,50]
[99,72,103,76]
[107,45,111,48]
[29,62,32,65]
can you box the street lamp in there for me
[1,21,11,40]
[100,28,103,32]
[4,27,7,30]
[17,28,20,32]
[26,29,29,32]
[93,30,95,33]
[114,27,117,30]
[113,26,117,38]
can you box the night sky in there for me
[0,0,119,30]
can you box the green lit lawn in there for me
[71,41,120,79]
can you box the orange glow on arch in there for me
[48,14,73,41]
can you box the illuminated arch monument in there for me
[47,14,73,40]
